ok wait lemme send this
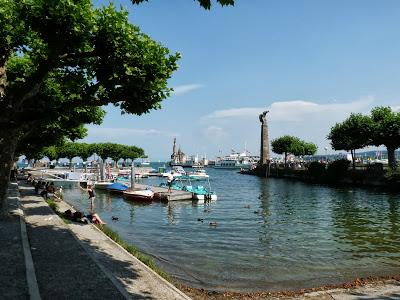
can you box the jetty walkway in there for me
[0,181,190,300]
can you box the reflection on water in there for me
[62,169,400,292]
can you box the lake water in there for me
[61,167,400,292]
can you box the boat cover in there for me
[107,182,129,191]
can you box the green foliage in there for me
[307,161,326,180]
[327,159,350,180]
[370,107,400,170]
[1,0,179,164]
[271,135,297,155]
[328,113,373,152]
[271,135,317,165]
[46,199,57,211]
[370,107,400,147]
[385,168,400,183]
[38,142,145,161]
[328,107,400,170]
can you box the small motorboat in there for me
[183,185,217,201]
[94,181,114,190]
[107,182,129,194]
[123,188,154,202]
[188,169,209,180]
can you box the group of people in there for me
[62,209,105,225]
[32,180,59,199]
[26,174,105,225]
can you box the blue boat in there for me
[107,182,129,194]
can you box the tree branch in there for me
[59,50,97,61]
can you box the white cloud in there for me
[392,105,400,112]
[204,107,262,119]
[204,126,228,139]
[200,97,376,155]
[203,97,374,122]
[171,84,203,96]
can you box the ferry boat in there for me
[214,151,259,169]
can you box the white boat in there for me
[161,166,186,178]
[182,185,218,201]
[44,171,96,187]
[139,159,150,166]
[94,181,114,190]
[123,189,154,202]
[187,169,209,180]
[214,151,259,169]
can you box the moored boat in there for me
[123,188,154,202]
[187,169,209,180]
[214,150,259,169]
[182,185,218,201]
[107,182,129,194]
[94,181,114,190]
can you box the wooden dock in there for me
[133,183,193,201]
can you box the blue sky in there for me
[84,0,400,160]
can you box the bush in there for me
[307,161,326,180]
[327,159,350,181]
[385,169,400,183]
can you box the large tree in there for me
[370,107,400,170]
[0,0,180,216]
[327,113,373,169]
[271,135,317,166]
[39,142,144,163]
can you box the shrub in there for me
[307,161,326,180]
[327,159,350,181]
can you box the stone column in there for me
[259,110,270,165]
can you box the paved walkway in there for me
[15,182,190,300]
[0,182,28,299]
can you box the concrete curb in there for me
[20,212,42,300]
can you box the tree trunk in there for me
[0,130,18,218]
[387,146,397,170]
[351,149,356,170]
[284,152,287,168]
[0,65,6,98]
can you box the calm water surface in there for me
[62,168,400,292]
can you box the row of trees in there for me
[270,135,318,165]
[328,107,400,170]
[0,0,233,216]
[38,142,145,163]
